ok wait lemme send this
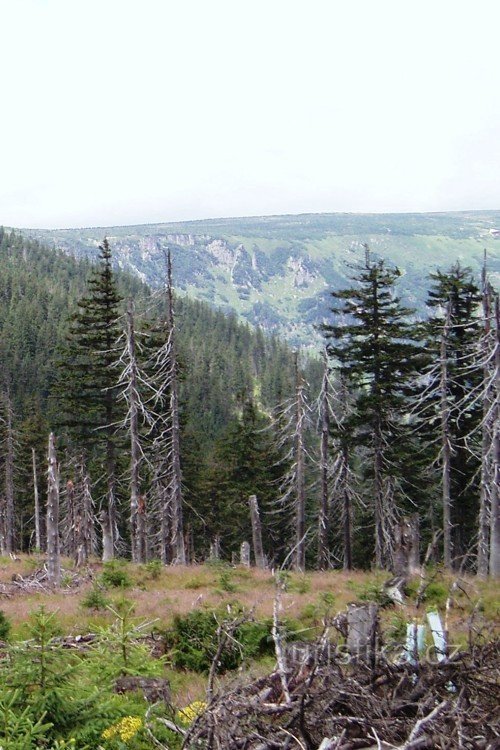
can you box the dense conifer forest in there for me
[0,227,498,750]
[0,229,325,563]
[0,228,498,574]
[0,231,498,575]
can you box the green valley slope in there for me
[22,211,500,346]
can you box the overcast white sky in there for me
[1,0,499,229]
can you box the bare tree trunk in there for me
[209,535,221,561]
[160,486,172,564]
[490,417,500,576]
[4,393,15,553]
[373,419,385,568]
[126,300,144,563]
[478,276,493,577]
[272,574,291,704]
[441,304,453,570]
[32,448,42,551]
[105,378,117,559]
[165,250,186,565]
[107,484,117,560]
[46,433,61,587]
[317,353,330,570]
[341,444,353,570]
[332,375,353,571]
[393,514,420,577]
[294,353,306,572]
[249,494,266,569]
[100,510,114,563]
[490,294,500,577]
[240,540,250,567]
[61,479,77,558]
[185,524,194,565]
[0,501,6,556]
[76,465,96,566]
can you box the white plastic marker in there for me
[404,622,426,665]
[426,611,447,662]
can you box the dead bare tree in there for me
[0,391,16,553]
[32,447,42,551]
[46,432,61,586]
[437,303,453,569]
[60,455,97,566]
[61,477,77,559]
[490,294,500,577]
[477,264,496,577]
[313,362,359,571]
[146,250,186,565]
[127,300,143,562]
[249,494,266,569]
[317,352,331,570]
[113,300,152,562]
[75,461,97,566]
[115,296,173,564]
[165,251,185,565]
[294,353,307,572]
[272,352,312,571]
[331,374,360,571]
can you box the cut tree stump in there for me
[346,602,379,666]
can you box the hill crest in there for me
[20,210,500,346]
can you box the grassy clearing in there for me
[0,555,497,720]
[0,556,497,641]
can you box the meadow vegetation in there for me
[0,555,497,748]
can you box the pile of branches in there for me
[181,640,499,750]
[0,565,92,597]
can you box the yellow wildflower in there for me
[102,715,143,742]
[176,700,207,726]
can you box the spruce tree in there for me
[55,239,123,554]
[201,398,280,559]
[322,247,423,569]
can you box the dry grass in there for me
[0,556,498,642]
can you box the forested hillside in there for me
[0,227,498,578]
[24,210,500,346]
[0,229,145,413]
[0,230,322,562]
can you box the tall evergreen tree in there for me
[55,239,123,555]
[200,398,281,559]
[322,247,424,569]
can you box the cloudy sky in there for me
[1,0,499,229]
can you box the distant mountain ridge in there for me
[21,211,500,346]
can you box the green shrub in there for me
[166,609,276,673]
[60,573,71,588]
[290,575,310,594]
[300,603,317,622]
[183,575,207,590]
[423,581,448,608]
[0,610,11,640]
[81,586,110,611]
[218,570,237,593]
[100,561,131,589]
[387,612,408,641]
[350,580,393,608]
[143,559,163,580]
[0,689,53,749]
[300,592,336,626]
[87,602,164,681]
[238,621,274,659]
